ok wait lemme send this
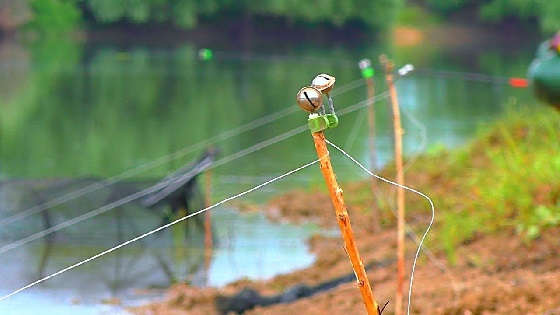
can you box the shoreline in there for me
[132,106,560,314]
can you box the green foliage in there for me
[23,0,402,31]
[16,0,559,32]
[427,0,560,32]
[396,4,441,27]
[27,0,81,32]
[427,106,560,261]
[517,205,560,240]
[439,212,483,265]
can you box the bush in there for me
[27,0,81,32]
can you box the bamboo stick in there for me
[363,64,381,232]
[380,55,406,315]
[311,131,379,315]
[204,170,213,268]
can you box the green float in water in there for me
[529,32,560,108]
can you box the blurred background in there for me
[0,1,559,314]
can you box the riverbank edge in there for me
[132,105,560,314]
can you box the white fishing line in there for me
[325,139,434,315]
[0,125,307,255]
[0,105,293,226]
[0,79,364,227]
[400,105,428,172]
[0,158,321,303]
[341,96,459,295]
[0,91,392,256]
[343,107,367,151]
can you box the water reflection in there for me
[0,176,316,312]
[0,37,535,181]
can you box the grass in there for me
[353,105,560,263]
[422,106,559,261]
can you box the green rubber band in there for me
[325,114,339,128]
[308,114,339,133]
[308,115,330,133]
[199,48,213,61]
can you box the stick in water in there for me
[204,167,213,273]
[359,58,381,232]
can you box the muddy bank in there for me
[132,108,560,314]
[133,221,559,314]
[132,183,560,314]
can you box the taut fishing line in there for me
[324,139,435,315]
[0,78,365,227]
[0,91,391,255]
[0,125,307,255]
[0,158,322,302]
[204,49,527,86]
[400,105,428,172]
[343,107,367,151]
[340,74,459,296]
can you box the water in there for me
[0,27,544,313]
[0,199,317,314]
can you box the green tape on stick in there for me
[199,48,213,61]
[308,115,330,133]
[308,113,339,133]
[325,114,339,128]
[361,67,374,79]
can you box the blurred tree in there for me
[2,0,558,33]
[27,0,81,32]
[427,0,560,32]
[17,0,402,32]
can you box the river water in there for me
[0,27,544,313]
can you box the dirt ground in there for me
[132,180,560,315]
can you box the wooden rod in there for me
[204,170,213,268]
[365,77,381,232]
[381,55,406,315]
[311,131,379,315]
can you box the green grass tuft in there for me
[421,106,560,261]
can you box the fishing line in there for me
[3,45,524,86]
[336,86,459,295]
[0,89,442,306]
[0,91,391,255]
[400,105,428,172]
[0,125,306,255]
[343,107,367,151]
[379,72,455,295]
[206,49,528,86]
[3,61,517,228]
[413,68,529,87]
[0,78,365,227]
[324,139,434,315]
[0,158,322,302]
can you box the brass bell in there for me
[311,73,336,94]
[296,86,323,113]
